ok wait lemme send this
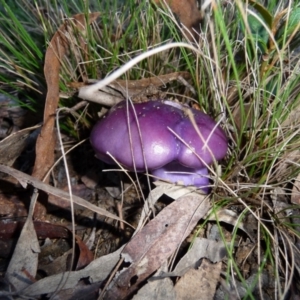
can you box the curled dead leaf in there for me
[153,0,203,41]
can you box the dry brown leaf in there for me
[0,193,27,218]
[75,235,94,270]
[108,71,192,101]
[135,182,198,233]
[132,278,175,300]
[174,259,222,300]
[0,221,69,241]
[0,125,40,167]
[153,0,203,41]
[76,71,192,105]
[37,234,94,277]
[153,180,198,199]
[51,281,101,300]
[282,107,300,128]
[5,190,40,291]
[22,246,124,297]
[104,193,210,300]
[173,237,227,276]
[208,209,255,241]
[132,238,226,299]
[274,150,300,182]
[48,183,94,209]
[32,13,99,218]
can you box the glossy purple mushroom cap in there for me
[176,109,228,168]
[90,100,182,171]
[90,100,227,193]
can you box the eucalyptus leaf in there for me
[286,7,300,31]
[240,13,269,52]
[275,7,300,49]
[247,0,273,28]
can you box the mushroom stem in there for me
[151,162,210,193]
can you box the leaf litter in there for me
[105,194,210,299]
[1,1,300,299]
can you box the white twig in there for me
[78,42,202,101]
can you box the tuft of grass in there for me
[207,0,300,297]
[1,0,300,298]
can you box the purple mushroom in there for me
[90,100,227,193]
